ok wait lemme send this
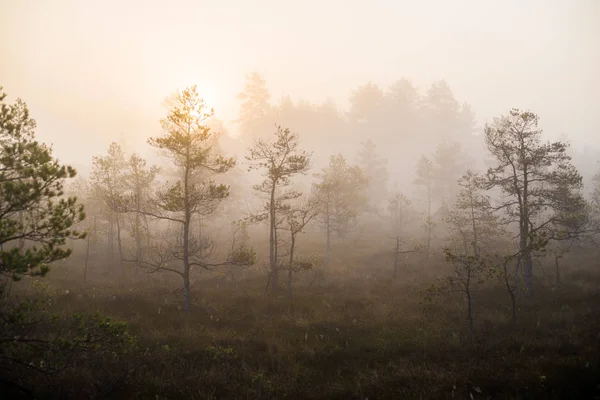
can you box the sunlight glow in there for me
[174,76,219,114]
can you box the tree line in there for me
[2,82,600,323]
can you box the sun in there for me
[196,85,217,111]
[174,76,219,112]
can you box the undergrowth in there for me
[3,262,599,399]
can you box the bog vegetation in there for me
[1,78,600,399]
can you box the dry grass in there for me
[4,253,600,399]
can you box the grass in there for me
[4,255,600,399]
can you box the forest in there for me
[1,68,600,399]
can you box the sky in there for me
[1,0,599,168]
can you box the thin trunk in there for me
[426,179,432,256]
[183,268,190,312]
[521,168,533,295]
[273,223,278,292]
[503,261,517,325]
[509,287,516,325]
[466,271,474,335]
[393,236,399,279]
[134,211,142,281]
[461,230,469,255]
[325,206,331,263]
[288,233,296,296]
[182,145,191,312]
[469,193,478,257]
[116,213,124,279]
[108,218,115,261]
[198,215,203,252]
[514,255,521,288]
[518,219,529,293]
[523,253,534,295]
[269,183,278,293]
[84,216,95,283]
[144,214,152,248]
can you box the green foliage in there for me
[387,190,419,236]
[414,155,436,253]
[26,268,600,399]
[431,249,492,299]
[432,140,471,204]
[482,109,585,292]
[121,153,160,260]
[135,85,248,311]
[150,85,235,218]
[592,169,600,208]
[0,89,133,396]
[313,154,368,238]
[150,85,235,217]
[414,155,434,196]
[205,345,237,362]
[91,142,127,213]
[229,245,257,266]
[445,170,504,255]
[443,249,490,284]
[356,139,388,210]
[237,72,272,139]
[0,88,85,279]
[483,109,584,232]
[246,125,311,290]
[348,83,386,124]
[0,286,135,396]
[247,125,311,188]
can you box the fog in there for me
[2,0,599,166]
[2,1,600,398]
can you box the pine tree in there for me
[481,109,584,294]
[145,85,252,311]
[0,87,85,280]
[414,155,435,254]
[246,125,311,293]
[90,142,127,264]
[313,154,368,260]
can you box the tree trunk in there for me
[288,234,296,296]
[466,273,474,335]
[514,256,521,289]
[325,209,331,264]
[182,215,191,312]
[108,218,115,262]
[393,236,399,279]
[469,197,479,257]
[183,269,191,312]
[84,217,94,283]
[518,216,531,294]
[521,169,534,295]
[426,179,431,256]
[134,212,142,282]
[183,149,192,312]
[503,261,517,325]
[426,218,432,258]
[116,214,124,280]
[509,287,517,325]
[523,253,534,295]
[269,184,278,293]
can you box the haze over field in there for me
[1,0,599,169]
[3,1,600,398]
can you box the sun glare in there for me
[175,77,219,113]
